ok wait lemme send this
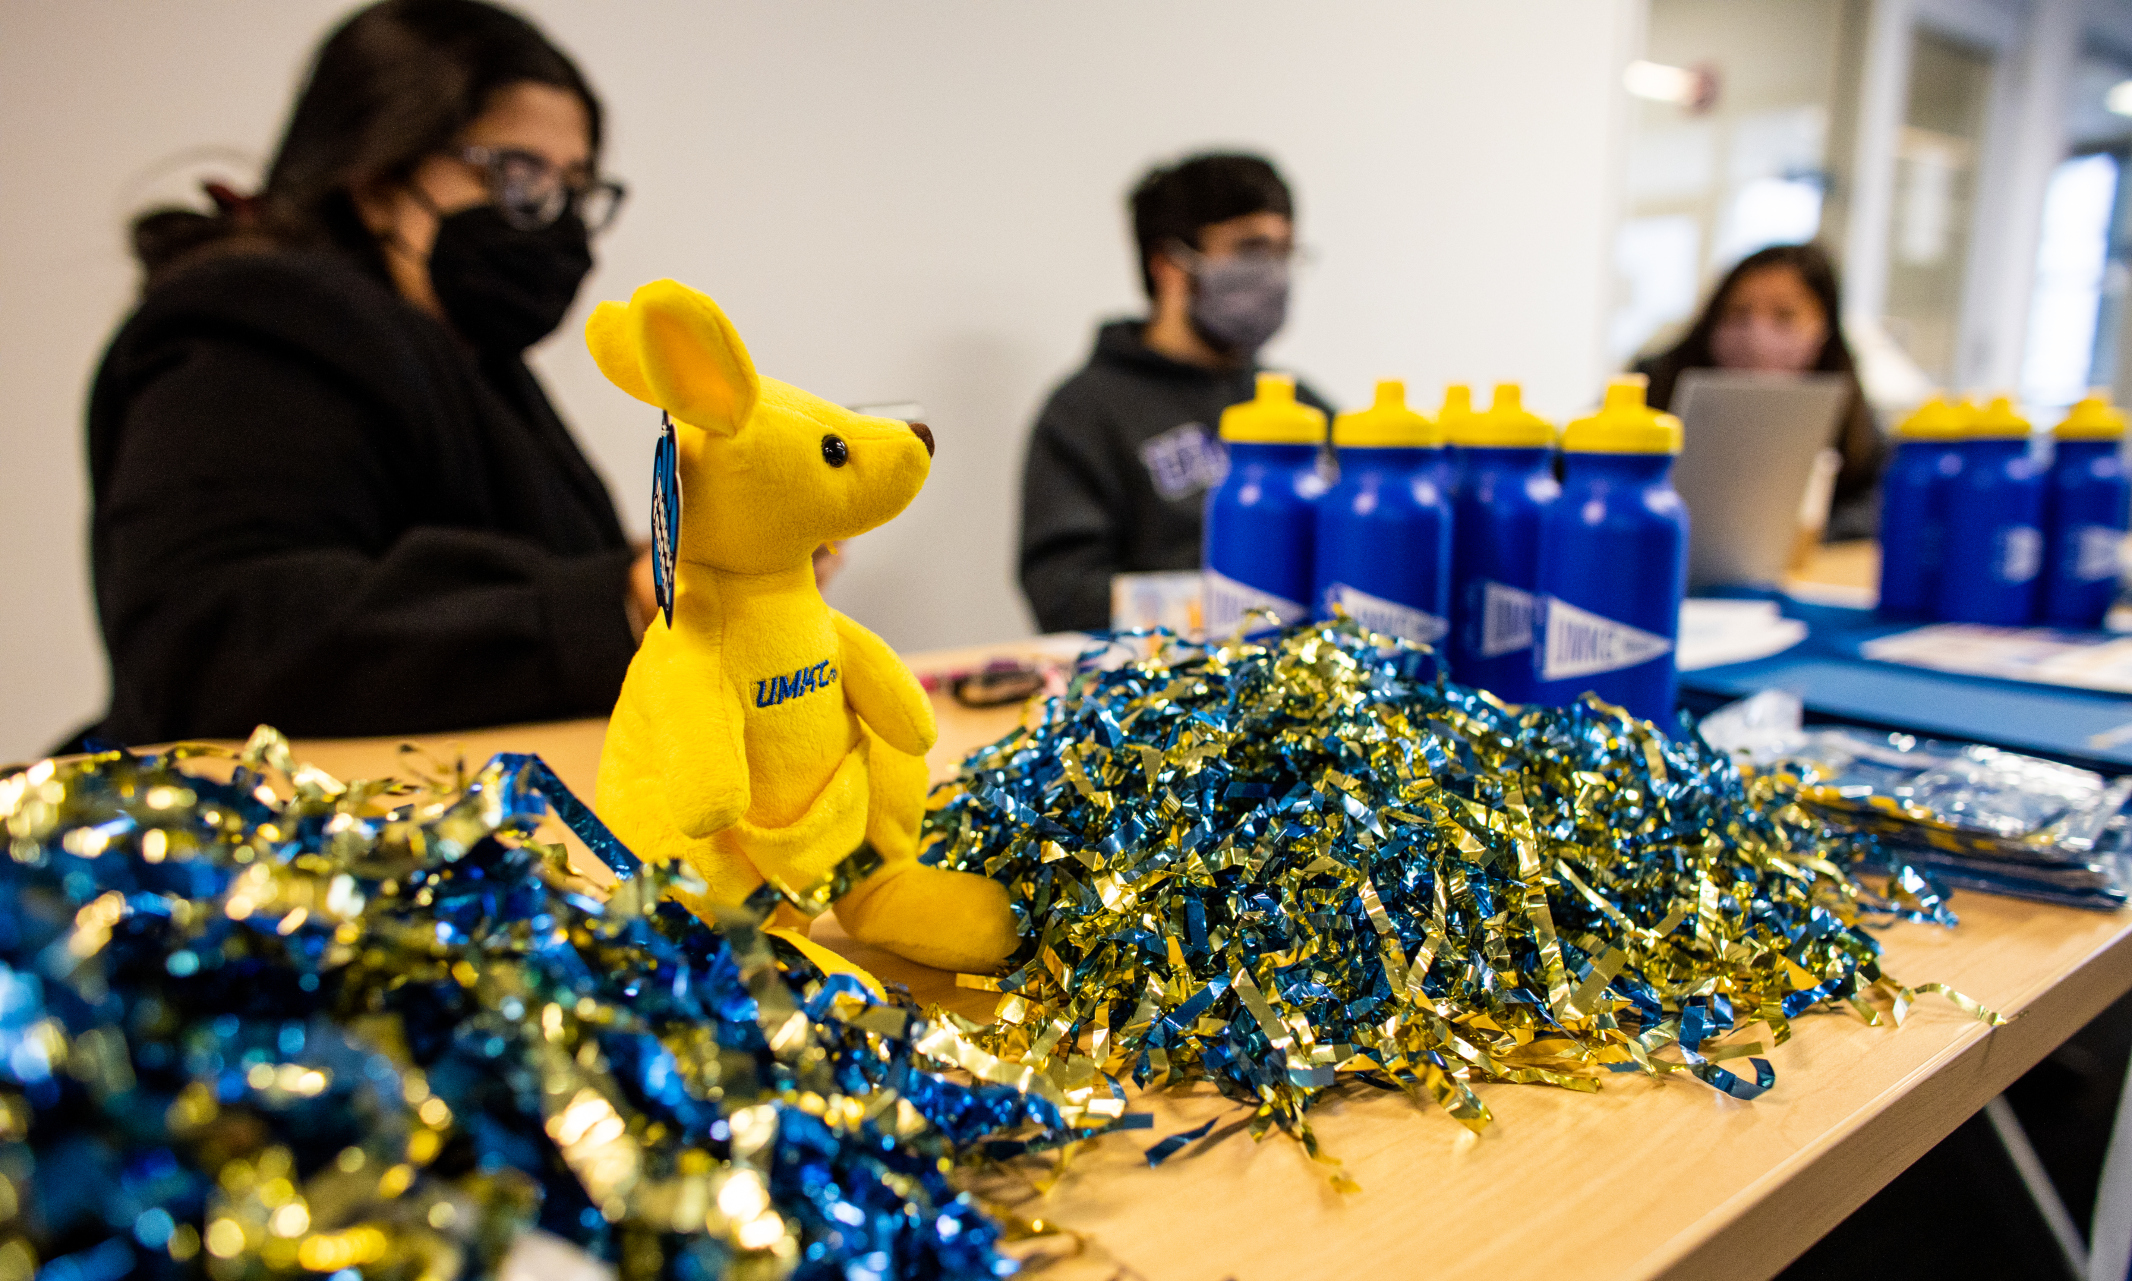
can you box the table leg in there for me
[1984,1095,2087,1279]
[2088,1053,2132,1281]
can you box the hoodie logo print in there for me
[1139,422,1228,501]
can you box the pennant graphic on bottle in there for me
[2073,525,2123,582]
[1994,525,2042,585]
[650,411,682,627]
[1203,568,1308,635]
[1323,582,1448,646]
[1476,581,1537,658]
[1539,597,1673,681]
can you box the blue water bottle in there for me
[1876,394,1966,619]
[1203,372,1329,634]
[1313,379,1452,648]
[2041,391,2129,628]
[1447,383,1558,700]
[1534,376,1688,724]
[1936,395,2045,625]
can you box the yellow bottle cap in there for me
[1895,393,1965,439]
[1219,372,1327,444]
[1333,380,1440,448]
[1560,375,1682,454]
[2055,390,2127,441]
[1450,382,1555,448]
[1969,394,2032,439]
[1436,383,1477,440]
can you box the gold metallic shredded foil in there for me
[0,729,1067,1279]
[924,622,1997,1170]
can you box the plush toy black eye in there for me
[821,434,849,467]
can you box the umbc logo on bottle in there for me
[1203,568,1307,635]
[2073,525,2123,582]
[756,660,839,708]
[1995,525,2043,584]
[1476,581,1536,658]
[1539,598,1672,681]
[1323,582,1447,646]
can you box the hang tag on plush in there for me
[650,410,681,626]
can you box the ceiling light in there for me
[1624,59,1718,111]
[2107,78,2132,117]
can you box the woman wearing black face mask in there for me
[81,0,655,746]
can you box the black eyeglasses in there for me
[1166,236,1316,269]
[457,146,627,233]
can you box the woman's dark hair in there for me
[1640,243,1854,411]
[1637,241,1886,530]
[130,0,601,282]
[1130,153,1294,297]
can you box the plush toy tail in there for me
[834,727,1020,974]
[834,862,1018,975]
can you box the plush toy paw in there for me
[834,862,1019,974]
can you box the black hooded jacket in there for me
[1017,320,1334,632]
[85,247,636,745]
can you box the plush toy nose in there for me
[909,422,935,457]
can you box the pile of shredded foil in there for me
[0,730,1076,1280]
[924,624,1991,1178]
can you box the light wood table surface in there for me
[1787,539,1877,596]
[282,554,2132,1281]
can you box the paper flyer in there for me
[1861,623,2132,695]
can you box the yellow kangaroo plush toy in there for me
[586,278,1017,975]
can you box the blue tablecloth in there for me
[1678,595,2132,770]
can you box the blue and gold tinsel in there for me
[924,622,1991,1181]
[0,620,2002,1273]
[0,729,1066,1280]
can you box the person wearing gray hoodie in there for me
[1017,153,1334,634]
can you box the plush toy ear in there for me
[585,300,659,406]
[627,279,760,435]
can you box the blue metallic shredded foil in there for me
[1141,1118,1216,1168]
[0,728,1072,1279]
[923,622,1999,1177]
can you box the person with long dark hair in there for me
[1635,243,1886,539]
[85,0,650,745]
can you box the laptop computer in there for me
[1669,369,1853,589]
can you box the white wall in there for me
[0,0,1638,760]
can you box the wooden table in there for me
[284,598,2132,1281]
[1787,539,1877,600]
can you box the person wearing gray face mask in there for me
[1017,152,1335,634]
[1168,237,1294,358]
